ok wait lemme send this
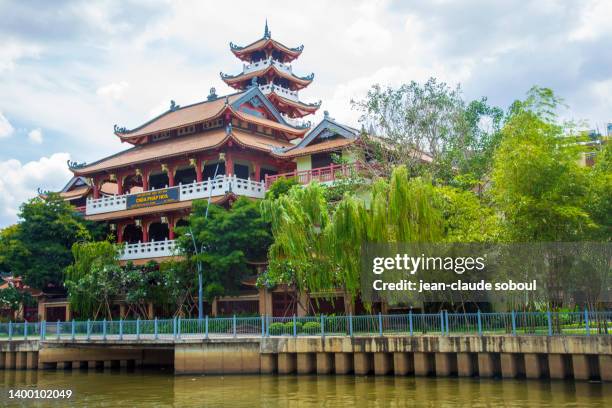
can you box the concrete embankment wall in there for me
[2,336,610,381]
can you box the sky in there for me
[0,0,611,227]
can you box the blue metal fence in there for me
[0,310,609,341]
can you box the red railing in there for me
[264,163,359,189]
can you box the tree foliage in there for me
[491,87,596,242]
[261,166,446,300]
[352,78,503,187]
[177,197,272,301]
[1,193,104,289]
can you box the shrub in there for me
[269,322,285,335]
[284,321,302,333]
[302,321,321,333]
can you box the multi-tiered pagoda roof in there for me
[221,22,321,118]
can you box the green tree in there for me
[64,240,119,319]
[586,142,612,240]
[6,194,94,289]
[352,78,503,186]
[491,88,595,242]
[177,197,272,302]
[261,166,445,301]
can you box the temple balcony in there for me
[264,163,359,189]
[258,83,299,102]
[243,57,292,75]
[85,175,265,216]
[119,239,177,261]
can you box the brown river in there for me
[1,370,609,407]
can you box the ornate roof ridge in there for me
[114,90,246,137]
[220,64,314,85]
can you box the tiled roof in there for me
[59,186,89,199]
[230,38,303,62]
[276,138,354,158]
[117,94,242,139]
[72,128,293,175]
[222,65,313,89]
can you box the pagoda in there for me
[221,21,321,119]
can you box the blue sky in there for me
[0,0,611,227]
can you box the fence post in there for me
[547,310,552,336]
[445,311,450,335]
[205,315,209,339]
[40,321,44,340]
[86,319,91,341]
[293,315,297,337]
[261,315,265,337]
[349,314,353,337]
[8,321,12,341]
[172,317,176,339]
[103,319,107,340]
[119,319,123,340]
[477,310,482,336]
[24,321,28,340]
[266,315,270,337]
[154,317,158,340]
[136,318,140,340]
[378,313,383,337]
[320,314,325,338]
[56,320,60,340]
[511,310,516,335]
[71,319,75,341]
[233,315,237,338]
[584,308,590,336]
[177,317,181,339]
[439,311,444,335]
[409,311,413,336]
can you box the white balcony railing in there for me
[85,175,265,216]
[119,239,177,261]
[258,84,299,102]
[243,57,292,75]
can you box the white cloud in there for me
[27,128,43,144]
[0,153,72,226]
[0,112,14,139]
[0,40,41,73]
[569,0,612,41]
[96,81,129,100]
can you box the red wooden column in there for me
[168,165,175,187]
[195,158,203,182]
[141,220,149,242]
[116,222,125,243]
[225,152,234,176]
[142,169,149,191]
[254,163,261,182]
[116,174,124,195]
[92,183,100,199]
[168,219,175,240]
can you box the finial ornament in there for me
[67,159,87,169]
[250,76,258,88]
[170,100,180,111]
[208,87,218,101]
[324,110,329,118]
[114,124,129,134]
[264,19,271,39]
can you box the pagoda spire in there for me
[264,19,271,39]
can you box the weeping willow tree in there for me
[261,166,444,304]
[330,166,444,299]
[260,182,335,313]
[64,240,119,318]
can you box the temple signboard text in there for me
[126,187,180,209]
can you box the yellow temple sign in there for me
[126,187,180,209]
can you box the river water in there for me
[1,370,609,407]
